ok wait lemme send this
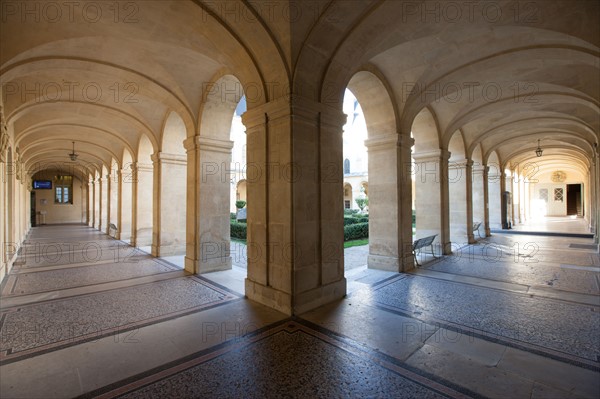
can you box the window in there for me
[344,159,350,174]
[344,200,351,209]
[55,175,73,204]
[554,188,563,202]
[539,189,548,202]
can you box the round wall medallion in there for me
[551,170,567,182]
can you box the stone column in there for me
[115,169,122,239]
[151,152,187,257]
[135,163,153,247]
[483,166,491,236]
[592,143,600,247]
[448,159,470,246]
[489,165,502,230]
[412,149,448,254]
[239,97,347,315]
[465,159,476,244]
[472,162,486,237]
[129,163,138,246]
[97,176,103,231]
[365,135,415,270]
[89,178,95,228]
[105,174,112,234]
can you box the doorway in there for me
[566,184,582,217]
[30,191,36,227]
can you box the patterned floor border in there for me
[0,276,242,365]
[365,275,600,371]
[80,317,479,399]
[1,257,182,298]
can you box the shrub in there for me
[344,222,369,241]
[344,209,359,215]
[235,200,246,209]
[230,222,247,239]
[344,216,362,225]
[230,212,237,220]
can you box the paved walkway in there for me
[1,224,598,398]
[510,216,591,234]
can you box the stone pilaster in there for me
[448,159,470,247]
[237,96,347,315]
[412,149,450,254]
[134,162,153,247]
[365,134,415,270]
[151,152,187,257]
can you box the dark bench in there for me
[473,222,482,238]
[412,234,437,266]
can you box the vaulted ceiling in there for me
[1,0,598,179]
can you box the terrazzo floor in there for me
[0,224,598,399]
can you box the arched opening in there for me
[93,170,100,230]
[135,135,154,251]
[411,107,445,260]
[235,180,247,203]
[448,131,469,246]
[109,158,119,235]
[346,69,412,278]
[487,151,503,230]
[99,164,109,232]
[152,111,187,258]
[471,145,485,239]
[5,148,15,261]
[343,183,353,210]
[194,75,247,294]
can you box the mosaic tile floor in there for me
[85,320,467,399]
[0,276,238,364]
[0,225,598,399]
[3,258,179,296]
[364,274,600,361]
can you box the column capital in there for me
[151,152,187,165]
[412,149,450,162]
[241,95,347,129]
[364,134,414,152]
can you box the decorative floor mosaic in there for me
[18,242,145,268]
[0,276,239,364]
[83,320,474,399]
[364,275,600,364]
[2,258,179,296]
[425,256,600,295]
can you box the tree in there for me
[355,197,367,212]
[235,200,246,209]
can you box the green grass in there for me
[232,236,367,248]
[344,239,369,248]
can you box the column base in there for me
[368,254,406,272]
[184,256,232,274]
[244,278,347,316]
[245,279,292,315]
[152,244,186,257]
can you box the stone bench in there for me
[473,222,482,238]
[412,234,437,266]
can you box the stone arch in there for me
[109,157,119,235]
[152,111,188,256]
[343,182,353,209]
[345,69,412,271]
[194,74,245,273]
[411,107,447,255]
